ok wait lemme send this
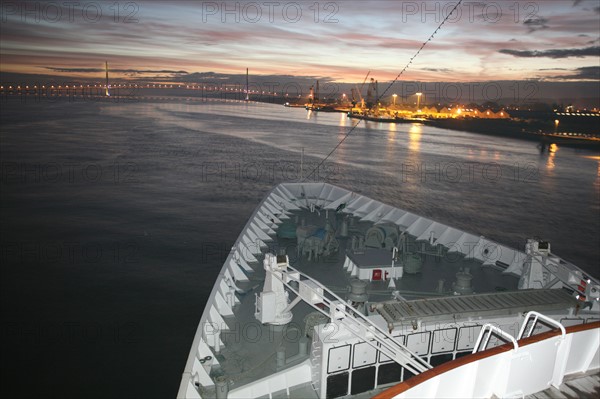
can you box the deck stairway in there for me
[273,261,432,376]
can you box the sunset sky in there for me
[1,0,599,83]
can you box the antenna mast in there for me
[105,61,110,97]
[245,68,249,101]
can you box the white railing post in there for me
[473,324,518,353]
[518,311,566,340]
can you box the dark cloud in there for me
[554,66,600,80]
[499,46,600,58]
[421,68,452,72]
[166,71,336,86]
[574,0,600,13]
[44,67,105,73]
[523,17,549,33]
[45,67,188,75]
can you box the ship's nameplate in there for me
[376,289,578,326]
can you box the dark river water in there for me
[1,97,598,398]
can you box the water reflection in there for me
[384,123,398,166]
[387,123,397,142]
[588,155,600,194]
[336,126,347,165]
[408,124,422,152]
[596,162,600,195]
[546,144,558,171]
[339,113,348,127]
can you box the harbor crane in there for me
[352,70,370,109]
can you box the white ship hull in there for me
[178,183,600,399]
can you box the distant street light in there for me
[416,92,422,111]
[392,94,397,106]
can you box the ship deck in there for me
[285,207,520,299]
[524,370,600,399]
[181,183,599,399]
[210,206,527,395]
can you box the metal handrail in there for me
[518,311,566,340]
[473,324,519,353]
[534,250,597,297]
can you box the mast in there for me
[245,68,249,101]
[105,61,110,97]
[315,80,319,104]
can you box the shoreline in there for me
[423,118,600,150]
[4,93,598,150]
[342,109,600,151]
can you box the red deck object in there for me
[372,269,382,281]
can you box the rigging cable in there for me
[303,0,464,182]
